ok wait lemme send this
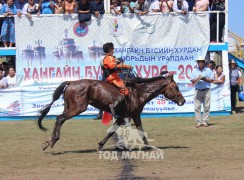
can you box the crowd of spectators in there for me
[0,0,226,48]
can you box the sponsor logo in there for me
[73,22,89,37]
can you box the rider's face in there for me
[109,48,114,56]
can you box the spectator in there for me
[0,68,8,89]
[77,0,91,23]
[15,0,27,13]
[110,0,121,15]
[193,0,209,12]
[129,0,137,13]
[0,0,3,14]
[38,0,55,14]
[213,65,225,84]
[210,0,225,43]
[22,0,39,17]
[54,0,64,14]
[160,0,173,13]
[6,67,16,88]
[186,0,194,11]
[134,0,150,15]
[207,60,216,74]
[63,0,76,14]
[190,57,214,128]
[173,0,189,14]
[120,0,130,13]
[149,0,160,12]
[1,0,20,48]
[90,0,104,18]
[229,59,242,113]
[2,62,9,77]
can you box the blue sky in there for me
[229,1,244,38]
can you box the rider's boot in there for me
[109,95,125,118]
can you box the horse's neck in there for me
[136,78,168,104]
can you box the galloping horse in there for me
[37,71,185,151]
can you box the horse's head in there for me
[161,72,185,106]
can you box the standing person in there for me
[90,0,104,18]
[102,42,132,117]
[63,0,76,14]
[172,0,189,14]
[210,0,225,43]
[77,0,91,23]
[54,0,64,14]
[160,0,173,13]
[1,0,19,48]
[190,57,214,128]
[213,65,225,84]
[0,68,8,89]
[22,0,39,17]
[38,0,55,14]
[229,59,242,113]
[6,67,16,88]
[193,0,209,12]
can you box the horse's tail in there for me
[37,81,70,131]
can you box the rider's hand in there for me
[126,65,132,69]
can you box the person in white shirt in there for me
[149,0,160,12]
[173,0,188,14]
[6,67,17,88]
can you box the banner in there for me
[0,14,231,117]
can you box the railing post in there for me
[216,11,219,43]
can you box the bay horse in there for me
[37,71,185,151]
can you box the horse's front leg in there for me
[132,114,150,148]
[98,116,124,151]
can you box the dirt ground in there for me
[1,105,244,179]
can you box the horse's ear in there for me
[160,71,169,75]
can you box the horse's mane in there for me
[126,71,169,85]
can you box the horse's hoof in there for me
[97,142,104,151]
[42,142,50,151]
[143,146,153,151]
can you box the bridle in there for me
[125,70,182,103]
[163,77,182,103]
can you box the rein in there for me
[127,71,181,102]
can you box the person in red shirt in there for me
[102,42,132,116]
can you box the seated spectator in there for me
[134,0,150,15]
[15,0,27,13]
[160,0,173,13]
[77,0,91,22]
[213,65,225,84]
[193,0,209,12]
[90,0,104,17]
[120,0,130,13]
[186,0,194,11]
[173,0,189,14]
[22,0,39,17]
[110,0,121,15]
[55,0,64,14]
[1,0,20,48]
[2,62,9,77]
[38,0,55,14]
[6,67,16,88]
[0,68,8,89]
[63,0,76,14]
[210,0,225,43]
[149,0,160,12]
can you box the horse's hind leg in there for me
[42,98,88,151]
[98,116,124,151]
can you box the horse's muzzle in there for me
[177,98,186,106]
